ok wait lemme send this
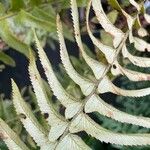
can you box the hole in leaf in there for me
[43,113,49,119]
[145,48,148,53]
[68,118,72,121]
[19,113,26,119]
[112,64,117,69]
[76,33,79,36]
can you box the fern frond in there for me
[111,60,150,81]
[70,113,150,146]
[138,27,148,37]
[0,118,29,150]
[1,0,150,149]
[11,80,56,149]
[85,94,150,128]
[129,0,140,11]
[29,52,68,142]
[71,0,107,79]
[34,32,82,119]
[56,133,91,150]
[133,37,150,52]
[98,77,150,97]
[122,44,150,67]
[57,14,95,96]
[144,13,150,23]
[86,2,115,64]
[92,0,124,48]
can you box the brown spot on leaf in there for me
[107,111,113,117]
[0,40,6,49]
[147,76,150,80]
[0,133,8,140]
[138,76,144,81]
[34,75,38,79]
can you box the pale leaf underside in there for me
[1,0,150,149]
[0,118,29,150]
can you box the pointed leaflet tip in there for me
[56,14,61,22]
[35,24,82,120]
[85,94,150,128]
[71,0,106,79]
[70,113,150,146]
[11,78,15,86]
[86,0,115,64]
[57,8,95,96]
[98,77,150,97]
[28,44,68,141]
[92,0,124,48]
[12,77,55,148]
[11,79,19,96]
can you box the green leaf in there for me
[0,94,5,119]
[0,52,16,67]
[100,30,113,47]
[10,0,26,11]
[0,3,5,15]
[0,140,8,150]
[107,10,119,24]
[0,20,30,58]
[40,4,56,18]
[12,79,56,148]
[28,0,42,6]
[17,10,56,32]
[0,99,16,123]
[108,0,122,11]
[133,16,141,29]
[77,0,87,7]
[16,9,73,41]
[31,7,55,22]
[60,0,88,8]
